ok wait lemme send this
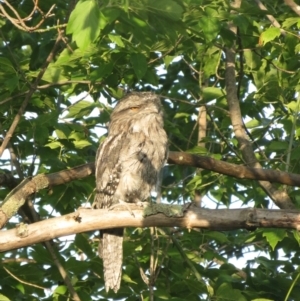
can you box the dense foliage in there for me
[1,0,300,300]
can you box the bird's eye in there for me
[130,107,139,111]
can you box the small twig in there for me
[206,108,244,162]
[133,253,149,285]
[0,80,102,106]
[286,95,300,172]
[149,227,155,301]
[0,29,32,88]
[7,142,23,179]
[61,87,94,114]
[0,0,56,32]
[170,232,202,282]
[2,258,36,263]
[236,27,244,98]
[284,269,300,301]
[253,49,296,74]
[3,266,48,290]
[215,50,224,80]
[44,240,82,301]
[148,35,183,64]
[26,198,82,301]
[153,229,171,282]
[182,57,200,76]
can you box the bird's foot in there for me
[109,200,135,217]
[136,201,147,208]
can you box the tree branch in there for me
[254,0,285,33]
[1,206,300,252]
[284,0,300,16]
[2,152,300,228]
[168,152,300,187]
[0,0,56,32]
[225,2,295,209]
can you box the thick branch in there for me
[224,8,294,209]
[0,163,94,227]
[168,152,300,186]
[2,153,300,228]
[1,206,300,252]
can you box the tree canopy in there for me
[1,0,300,300]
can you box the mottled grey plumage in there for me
[94,92,168,293]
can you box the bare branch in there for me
[2,153,300,228]
[168,152,300,187]
[24,198,82,301]
[1,206,300,252]
[0,0,56,32]
[254,0,285,32]
[284,0,300,16]
[3,266,48,290]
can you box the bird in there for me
[93,92,168,293]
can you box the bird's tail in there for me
[99,228,123,293]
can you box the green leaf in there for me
[102,7,121,23]
[268,141,288,150]
[75,234,94,257]
[244,49,261,69]
[4,76,19,93]
[282,17,299,29]
[202,87,225,101]
[286,100,300,113]
[34,126,49,144]
[206,231,230,244]
[216,283,247,301]
[66,100,95,118]
[122,273,138,284]
[263,229,286,250]
[53,285,67,296]
[0,57,16,73]
[186,146,207,155]
[0,18,5,28]
[73,140,92,149]
[90,62,114,81]
[163,55,177,68]
[260,27,281,45]
[0,294,11,301]
[147,0,183,21]
[245,118,260,128]
[40,66,68,83]
[199,16,221,42]
[108,34,125,47]
[55,129,68,140]
[130,53,148,80]
[202,48,221,77]
[45,141,63,149]
[66,0,102,50]
[292,230,300,246]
